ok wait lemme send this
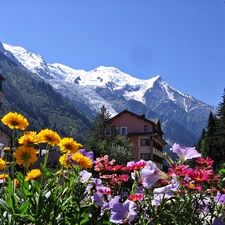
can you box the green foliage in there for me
[0,52,92,143]
[197,89,225,171]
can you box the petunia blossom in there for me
[79,170,92,183]
[152,178,180,206]
[139,160,168,189]
[110,200,138,224]
[215,191,225,204]
[171,143,201,164]
[92,186,112,207]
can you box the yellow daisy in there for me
[18,131,40,147]
[25,169,42,181]
[59,153,70,168]
[37,129,61,146]
[71,152,93,169]
[58,137,82,153]
[0,158,6,170]
[14,146,38,168]
[1,112,29,130]
[0,174,8,180]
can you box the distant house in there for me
[0,127,12,148]
[111,110,167,169]
[0,74,10,157]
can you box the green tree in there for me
[205,111,218,164]
[196,128,207,157]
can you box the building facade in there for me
[111,110,167,169]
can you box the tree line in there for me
[197,89,225,171]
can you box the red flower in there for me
[187,169,213,183]
[195,157,214,169]
[184,182,203,192]
[169,165,190,177]
[127,193,144,202]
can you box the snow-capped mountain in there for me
[0,42,218,145]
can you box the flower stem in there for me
[43,144,50,168]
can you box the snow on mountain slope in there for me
[48,63,85,80]
[1,42,217,116]
[48,79,118,116]
[2,43,51,75]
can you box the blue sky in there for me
[1,0,224,106]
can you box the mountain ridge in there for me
[0,41,218,147]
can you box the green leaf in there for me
[220,169,225,174]
[40,163,52,178]
[80,218,90,225]
[19,201,30,214]
[0,199,12,213]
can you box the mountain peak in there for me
[2,43,47,74]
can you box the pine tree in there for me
[205,111,218,163]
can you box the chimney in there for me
[140,113,145,119]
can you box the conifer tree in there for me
[205,111,217,161]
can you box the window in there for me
[105,128,111,135]
[120,127,127,135]
[144,125,148,131]
[141,153,150,160]
[141,139,151,146]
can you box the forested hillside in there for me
[0,52,92,143]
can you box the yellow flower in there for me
[59,153,70,168]
[14,146,38,168]
[37,129,61,146]
[0,174,8,180]
[1,112,29,130]
[18,131,40,147]
[25,169,42,181]
[71,152,92,169]
[0,158,6,170]
[58,137,82,153]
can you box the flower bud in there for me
[3,147,10,153]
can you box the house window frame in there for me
[141,153,151,160]
[105,128,111,135]
[144,125,148,131]
[120,127,127,135]
[141,139,151,146]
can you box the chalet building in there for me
[111,110,167,169]
[0,128,11,148]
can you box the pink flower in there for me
[186,169,213,183]
[195,157,214,169]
